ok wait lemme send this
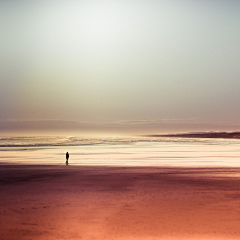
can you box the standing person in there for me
[66,152,69,165]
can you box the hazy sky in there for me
[1,0,240,135]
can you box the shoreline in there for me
[1,165,240,239]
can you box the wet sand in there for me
[0,165,240,240]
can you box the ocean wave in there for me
[1,136,240,148]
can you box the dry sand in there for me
[0,165,240,240]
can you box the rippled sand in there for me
[0,165,240,240]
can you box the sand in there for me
[0,165,240,240]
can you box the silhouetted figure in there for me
[66,152,69,165]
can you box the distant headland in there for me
[147,131,240,139]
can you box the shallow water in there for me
[1,136,240,167]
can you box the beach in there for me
[2,0,240,238]
[1,164,240,240]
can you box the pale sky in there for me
[1,0,240,135]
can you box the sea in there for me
[1,135,240,167]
